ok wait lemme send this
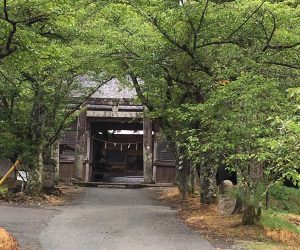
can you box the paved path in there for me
[0,203,59,249]
[1,188,215,250]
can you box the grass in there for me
[0,186,7,195]
[239,241,300,250]
[258,184,300,246]
[261,210,300,235]
[260,209,300,246]
[269,184,300,214]
[262,184,300,246]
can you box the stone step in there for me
[73,181,174,189]
[97,185,126,189]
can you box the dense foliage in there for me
[0,0,299,223]
[86,0,300,222]
[0,0,110,192]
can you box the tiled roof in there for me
[77,76,137,99]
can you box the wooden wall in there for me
[155,165,176,184]
[59,163,86,180]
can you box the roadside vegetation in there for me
[269,184,300,214]
[0,182,82,206]
[0,187,6,195]
[0,0,300,246]
[90,0,300,227]
[160,185,300,249]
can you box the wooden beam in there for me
[0,160,20,186]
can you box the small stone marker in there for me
[218,180,236,215]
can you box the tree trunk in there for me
[42,146,56,192]
[26,145,44,194]
[25,81,47,194]
[143,114,153,183]
[242,205,257,225]
[176,149,191,200]
[232,195,244,214]
[74,108,87,179]
[266,191,270,209]
[200,165,217,204]
[26,145,56,194]
[190,166,195,195]
[242,202,262,225]
[181,158,190,200]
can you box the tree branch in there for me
[151,18,213,77]
[0,1,52,60]
[115,1,214,77]
[0,0,17,59]
[262,12,276,52]
[266,41,300,51]
[47,77,114,146]
[196,0,209,34]
[227,0,267,39]
[130,73,154,111]
[198,40,241,48]
[263,61,300,70]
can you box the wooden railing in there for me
[0,160,20,186]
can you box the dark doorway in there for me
[91,121,144,181]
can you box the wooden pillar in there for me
[89,131,95,182]
[152,134,158,183]
[85,130,91,182]
[74,108,87,179]
[143,113,153,183]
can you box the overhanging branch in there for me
[263,61,300,70]
[227,0,267,39]
[130,73,154,111]
[266,41,300,51]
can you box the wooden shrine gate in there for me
[56,78,176,184]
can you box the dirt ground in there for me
[0,182,83,206]
[0,228,19,250]
[158,187,300,250]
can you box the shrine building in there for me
[55,77,176,184]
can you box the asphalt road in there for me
[0,203,59,249]
[1,188,215,250]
